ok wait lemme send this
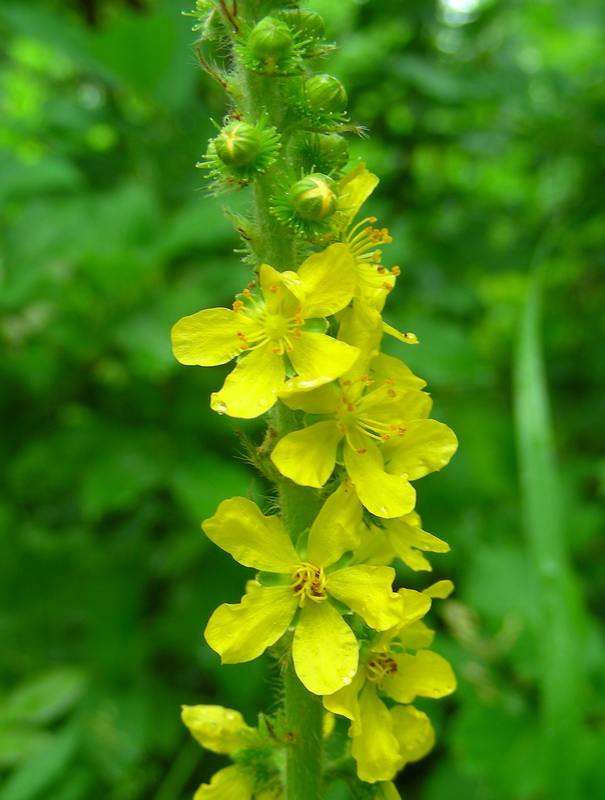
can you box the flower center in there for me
[366,651,398,688]
[335,376,407,450]
[232,289,303,355]
[291,562,328,607]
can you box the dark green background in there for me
[1,1,604,798]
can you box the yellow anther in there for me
[269,284,278,294]
[391,266,401,276]
[356,447,367,454]
[232,300,244,311]
[293,328,301,338]
[387,388,397,398]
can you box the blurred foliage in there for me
[0,0,604,799]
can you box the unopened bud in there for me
[214,121,263,167]
[290,174,338,222]
[248,16,293,63]
[305,74,347,113]
[275,8,325,40]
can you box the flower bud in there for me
[275,8,325,40]
[290,173,338,222]
[305,74,348,113]
[248,16,293,63]
[291,132,349,174]
[214,121,263,167]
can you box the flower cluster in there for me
[175,3,458,798]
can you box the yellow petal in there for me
[295,243,357,318]
[181,705,255,754]
[307,483,362,568]
[259,263,289,313]
[337,163,379,220]
[370,353,426,391]
[211,344,284,419]
[328,565,402,630]
[171,308,252,366]
[271,421,342,488]
[194,765,253,800]
[289,332,360,383]
[424,579,455,599]
[351,684,404,783]
[389,705,435,764]
[205,585,297,663]
[344,434,416,518]
[383,514,449,571]
[382,419,458,480]
[292,601,358,695]
[278,381,341,414]
[202,497,298,572]
[322,669,365,728]
[398,620,435,650]
[386,650,457,704]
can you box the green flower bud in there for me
[248,16,293,63]
[305,74,348,113]
[214,121,263,167]
[290,173,338,222]
[275,8,325,40]
[291,133,349,174]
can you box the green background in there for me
[1,0,603,798]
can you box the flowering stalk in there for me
[174,3,458,799]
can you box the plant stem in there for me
[235,5,325,795]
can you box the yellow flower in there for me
[171,243,359,418]
[202,485,404,695]
[271,351,458,518]
[335,164,419,347]
[181,705,282,800]
[336,164,400,308]
[323,584,456,783]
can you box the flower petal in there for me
[194,765,253,800]
[181,705,255,754]
[205,585,296,663]
[337,163,379,220]
[307,483,363,568]
[351,684,404,783]
[382,419,458,480]
[386,650,457,704]
[278,381,342,414]
[271,421,342,488]
[172,308,253,366]
[389,705,435,764]
[202,497,298,572]
[295,243,357,318]
[289,332,360,383]
[328,565,402,630]
[292,600,358,695]
[211,345,285,419]
[382,513,449,571]
[322,669,365,729]
[344,433,416,518]
[370,353,426,391]
[424,579,455,599]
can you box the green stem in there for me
[234,5,325,796]
[283,657,324,800]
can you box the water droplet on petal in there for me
[341,676,352,685]
[379,506,388,515]
[349,669,356,677]
[211,394,228,414]
[257,397,269,408]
